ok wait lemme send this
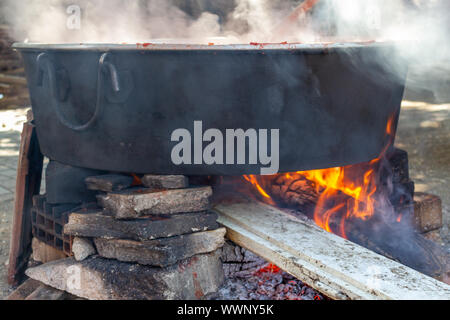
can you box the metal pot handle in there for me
[36,52,132,131]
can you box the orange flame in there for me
[243,114,397,238]
[131,173,143,186]
[298,159,380,238]
[243,174,276,205]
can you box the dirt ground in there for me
[0,199,13,298]
[0,92,448,300]
[396,100,450,246]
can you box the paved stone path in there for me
[0,108,27,298]
[0,108,47,203]
[0,108,27,203]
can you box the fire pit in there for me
[10,39,449,301]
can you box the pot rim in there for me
[12,40,395,52]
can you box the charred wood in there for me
[220,240,267,278]
[344,216,449,282]
[270,173,319,215]
[25,284,67,300]
[0,73,27,85]
[6,279,42,300]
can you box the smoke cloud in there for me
[0,0,447,48]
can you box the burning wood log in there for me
[270,173,319,214]
[268,148,413,215]
[243,148,448,283]
[220,240,267,278]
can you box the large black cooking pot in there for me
[14,42,407,175]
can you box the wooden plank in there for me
[6,279,41,300]
[0,73,27,85]
[0,59,22,70]
[25,284,67,300]
[0,83,13,94]
[413,192,443,232]
[7,119,44,285]
[0,96,30,109]
[3,67,25,75]
[214,199,450,300]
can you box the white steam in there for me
[1,0,448,99]
[0,0,446,46]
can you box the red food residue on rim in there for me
[249,41,290,49]
[136,42,152,48]
[249,42,268,49]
